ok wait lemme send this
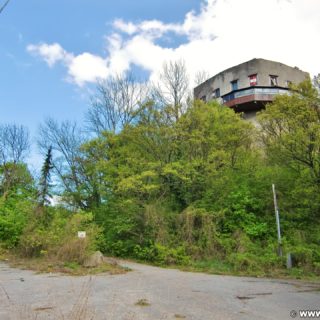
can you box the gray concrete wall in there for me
[194,58,309,101]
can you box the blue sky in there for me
[1,0,199,124]
[1,0,320,168]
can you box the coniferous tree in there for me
[38,146,53,207]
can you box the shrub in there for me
[57,237,90,264]
[134,243,190,266]
[0,197,31,249]
[0,214,26,248]
[228,252,260,272]
[177,206,220,258]
[19,210,102,264]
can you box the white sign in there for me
[77,231,86,238]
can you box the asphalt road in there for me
[0,261,319,320]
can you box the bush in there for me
[19,210,102,264]
[134,243,190,266]
[104,240,137,257]
[0,215,26,248]
[177,206,221,258]
[228,252,260,272]
[57,237,90,264]
[154,244,190,265]
[0,197,31,249]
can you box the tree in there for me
[38,146,53,206]
[0,123,30,165]
[194,70,210,86]
[313,73,320,94]
[0,162,34,199]
[0,124,30,197]
[257,80,320,186]
[87,72,148,134]
[84,99,254,213]
[153,60,190,122]
[38,118,92,208]
[0,162,35,248]
[166,100,254,206]
[81,99,259,259]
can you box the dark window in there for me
[270,75,278,86]
[231,80,238,91]
[249,74,257,86]
[212,88,220,98]
[200,95,206,102]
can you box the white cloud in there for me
[27,43,71,67]
[67,53,109,86]
[27,0,320,87]
[181,0,217,41]
[113,19,138,35]
[27,43,111,86]
[113,18,182,39]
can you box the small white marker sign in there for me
[78,231,86,238]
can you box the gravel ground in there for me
[0,260,319,320]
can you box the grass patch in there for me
[135,298,150,307]
[160,258,320,281]
[0,247,11,263]
[2,252,129,276]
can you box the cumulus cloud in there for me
[27,43,71,67]
[67,53,109,86]
[27,42,109,86]
[27,0,320,87]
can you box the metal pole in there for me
[0,0,11,14]
[272,184,282,256]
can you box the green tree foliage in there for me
[37,118,101,209]
[0,163,35,248]
[257,80,320,225]
[256,80,320,273]
[258,80,320,186]
[82,100,261,261]
[0,124,34,248]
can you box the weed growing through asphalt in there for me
[135,298,151,307]
[174,314,186,319]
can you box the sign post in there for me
[272,184,282,257]
[77,231,86,239]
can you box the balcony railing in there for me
[222,87,289,103]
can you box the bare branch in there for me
[194,70,210,86]
[0,123,30,164]
[154,59,190,121]
[86,72,148,134]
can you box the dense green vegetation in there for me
[0,79,319,277]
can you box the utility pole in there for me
[0,0,11,14]
[272,184,282,257]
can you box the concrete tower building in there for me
[194,58,309,119]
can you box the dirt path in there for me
[0,261,319,319]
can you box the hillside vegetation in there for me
[0,79,319,278]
